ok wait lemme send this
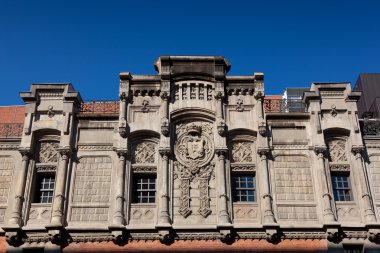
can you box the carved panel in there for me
[72,157,112,203]
[336,203,360,221]
[277,205,317,220]
[231,142,253,163]
[27,205,52,224]
[233,204,259,223]
[70,207,109,222]
[38,142,59,163]
[129,205,156,224]
[327,139,348,162]
[173,122,215,219]
[0,157,14,204]
[134,142,156,164]
[274,155,314,202]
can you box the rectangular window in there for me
[232,175,255,202]
[343,244,363,253]
[133,175,156,203]
[331,174,352,201]
[34,174,55,204]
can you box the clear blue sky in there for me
[1,0,379,105]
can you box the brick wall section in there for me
[0,106,25,123]
[63,239,328,252]
[0,237,5,253]
[72,157,112,203]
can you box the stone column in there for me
[314,146,335,222]
[216,150,231,225]
[257,148,276,224]
[50,148,70,226]
[8,149,31,226]
[158,148,171,225]
[113,149,127,226]
[352,146,377,222]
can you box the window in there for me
[343,244,363,253]
[232,175,255,202]
[331,174,352,201]
[133,175,156,203]
[34,174,55,203]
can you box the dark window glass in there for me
[343,244,363,253]
[232,175,255,202]
[331,175,352,201]
[133,175,156,203]
[34,174,55,203]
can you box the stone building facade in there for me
[0,56,379,252]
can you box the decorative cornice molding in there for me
[78,145,114,151]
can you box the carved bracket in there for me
[236,98,244,112]
[142,99,149,113]
[258,121,266,136]
[216,118,226,136]
[161,117,170,136]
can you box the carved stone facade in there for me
[0,56,380,252]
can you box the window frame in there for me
[33,173,56,204]
[231,174,256,203]
[331,173,353,202]
[132,174,157,204]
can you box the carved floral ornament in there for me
[231,142,253,163]
[174,122,215,218]
[327,139,348,162]
[38,142,59,163]
[134,142,156,164]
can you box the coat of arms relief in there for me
[174,122,215,218]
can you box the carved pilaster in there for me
[351,145,377,222]
[158,148,171,225]
[216,149,231,225]
[50,147,71,226]
[257,148,276,224]
[8,148,31,226]
[314,145,336,222]
[113,149,128,226]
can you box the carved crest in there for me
[174,121,215,218]
[38,142,59,163]
[134,142,156,164]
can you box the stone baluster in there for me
[113,149,127,226]
[216,149,231,224]
[314,146,336,222]
[257,148,276,224]
[352,146,377,222]
[8,149,31,226]
[158,148,171,225]
[50,148,71,226]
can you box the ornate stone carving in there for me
[134,142,156,164]
[330,104,337,117]
[161,117,169,136]
[174,121,215,218]
[36,164,57,173]
[141,99,149,112]
[258,121,266,136]
[131,165,157,173]
[231,164,255,172]
[47,105,55,118]
[236,98,244,112]
[38,142,59,163]
[216,118,226,136]
[328,139,347,162]
[329,163,350,172]
[231,142,253,163]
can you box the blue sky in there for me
[1,0,379,105]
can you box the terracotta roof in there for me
[0,106,25,124]
[264,95,282,100]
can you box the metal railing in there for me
[264,99,307,113]
[361,118,380,136]
[80,100,120,114]
[0,123,23,138]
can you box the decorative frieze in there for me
[231,142,253,163]
[327,139,348,162]
[38,142,59,163]
[231,164,255,172]
[134,142,156,164]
